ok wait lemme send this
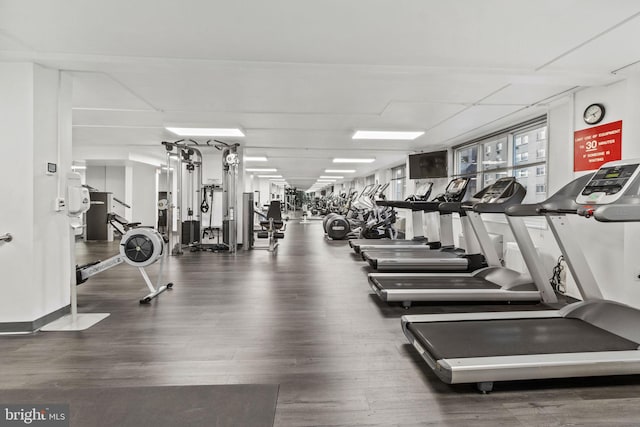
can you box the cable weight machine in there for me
[161,139,240,254]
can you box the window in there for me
[456,145,478,195]
[390,165,406,200]
[515,152,529,163]
[453,119,548,204]
[482,137,507,171]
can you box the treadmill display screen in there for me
[446,178,468,195]
[478,178,514,202]
[582,164,639,196]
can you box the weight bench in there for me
[256,200,286,252]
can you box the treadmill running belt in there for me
[408,318,639,360]
[373,276,500,290]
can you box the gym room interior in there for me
[2,1,640,426]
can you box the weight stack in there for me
[181,220,201,245]
[222,219,230,245]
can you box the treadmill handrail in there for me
[594,203,640,222]
[504,203,540,217]
[473,202,521,214]
[438,201,463,214]
[536,208,579,215]
[376,200,441,212]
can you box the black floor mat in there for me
[0,384,279,427]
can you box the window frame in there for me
[452,116,548,227]
[390,164,406,200]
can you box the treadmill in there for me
[368,177,566,307]
[402,159,640,392]
[349,178,470,254]
[361,177,525,273]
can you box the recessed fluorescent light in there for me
[165,127,245,137]
[246,168,277,172]
[269,178,286,181]
[353,130,424,140]
[317,179,336,182]
[320,175,344,179]
[333,158,375,163]
[258,175,283,178]
[71,165,87,170]
[325,169,355,173]
[245,156,267,161]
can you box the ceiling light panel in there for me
[325,169,355,173]
[333,158,375,163]
[245,156,268,161]
[166,127,245,137]
[258,175,283,178]
[319,176,344,179]
[246,168,277,172]
[353,130,424,140]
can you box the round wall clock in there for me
[583,103,605,125]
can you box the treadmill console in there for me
[443,177,469,202]
[576,161,640,205]
[478,177,515,203]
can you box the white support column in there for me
[0,63,75,332]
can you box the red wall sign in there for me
[574,120,622,172]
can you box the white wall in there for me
[247,177,271,208]
[131,163,157,226]
[0,63,72,326]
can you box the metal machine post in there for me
[243,192,255,250]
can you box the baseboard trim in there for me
[0,305,70,334]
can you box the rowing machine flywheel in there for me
[119,228,165,268]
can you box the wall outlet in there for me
[55,197,66,212]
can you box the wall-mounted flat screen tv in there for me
[408,150,448,179]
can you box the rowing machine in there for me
[76,228,173,304]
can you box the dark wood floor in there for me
[3,218,640,426]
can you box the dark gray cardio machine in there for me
[349,178,470,254]
[402,159,640,393]
[361,177,525,273]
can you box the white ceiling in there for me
[1,0,640,188]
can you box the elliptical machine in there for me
[326,184,386,240]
